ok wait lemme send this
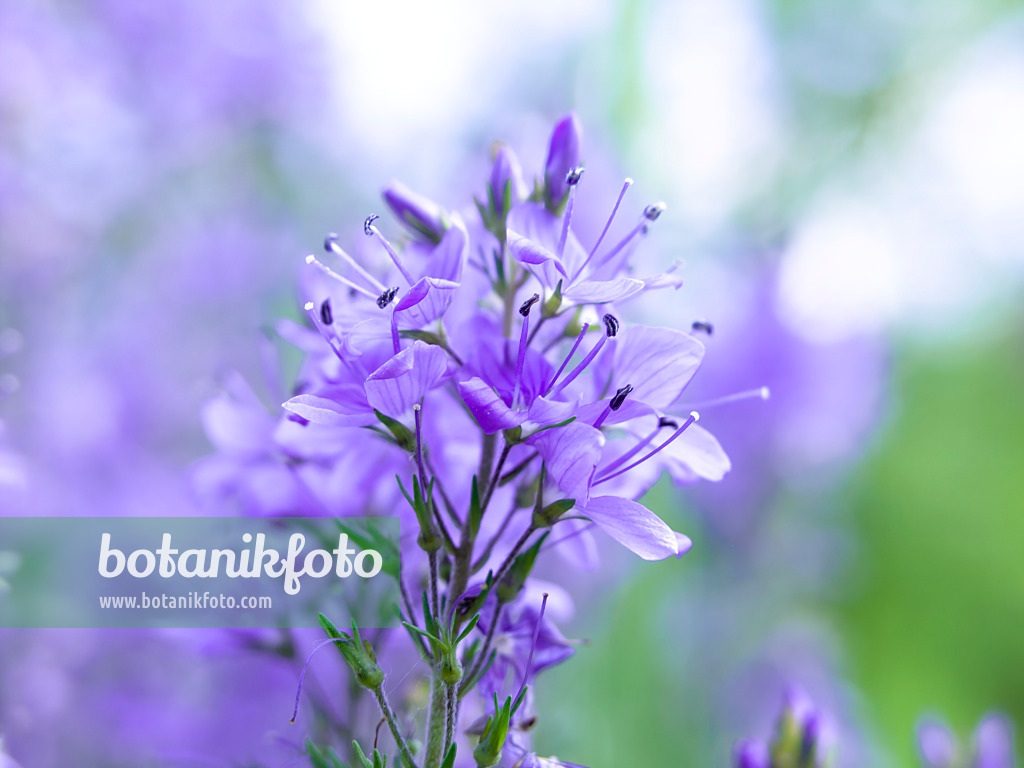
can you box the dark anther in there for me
[377,286,399,309]
[691,319,714,335]
[319,299,333,326]
[323,233,339,252]
[643,202,666,221]
[602,314,620,337]
[519,293,541,316]
[610,384,633,411]
[658,416,678,429]
[566,166,585,186]
[363,214,380,236]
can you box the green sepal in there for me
[441,744,457,768]
[374,409,416,452]
[543,280,563,317]
[318,613,383,690]
[473,695,512,767]
[497,533,549,603]
[306,738,347,768]
[467,476,483,540]
[533,498,575,529]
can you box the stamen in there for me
[595,419,667,477]
[593,202,665,271]
[643,202,666,221]
[610,384,633,410]
[593,384,633,429]
[594,411,699,486]
[390,306,401,355]
[304,301,347,360]
[513,294,540,407]
[513,593,549,708]
[324,233,387,292]
[691,319,713,335]
[549,314,618,397]
[364,214,415,285]
[684,387,770,410]
[377,286,400,309]
[544,323,590,396]
[571,178,633,284]
[319,299,333,326]
[556,167,584,259]
[290,637,355,723]
[305,254,377,300]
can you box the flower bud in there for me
[382,180,448,244]
[543,112,582,213]
[489,144,527,216]
[318,614,385,690]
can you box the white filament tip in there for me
[690,410,700,422]
[760,386,771,400]
[303,301,315,311]
[305,254,315,264]
[624,177,634,186]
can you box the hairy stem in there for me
[424,673,447,768]
[374,684,418,768]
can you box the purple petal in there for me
[364,341,450,418]
[974,714,1015,768]
[563,278,645,304]
[661,423,731,483]
[733,739,770,768]
[457,377,527,435]
[490,144,527,214]
[281,391,374,428]
[394,277,459,328]
[579,495,681,561]
[528,422,604,503]
[597,326,705,409]
[917,718,957,768]
[382,179,447,242]
[544,112,583,210]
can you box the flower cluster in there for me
[199,113,730,766]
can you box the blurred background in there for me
[1,0,1023,766]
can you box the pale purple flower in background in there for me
[918,713,1017,768]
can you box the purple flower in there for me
[544,113,583,212]
[917,714,1016,768]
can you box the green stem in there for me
[424,673,448,768]
[374,685,418,768]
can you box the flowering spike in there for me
[305,254,378,300]
[365,215,415,285]
[691,319,713,335]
